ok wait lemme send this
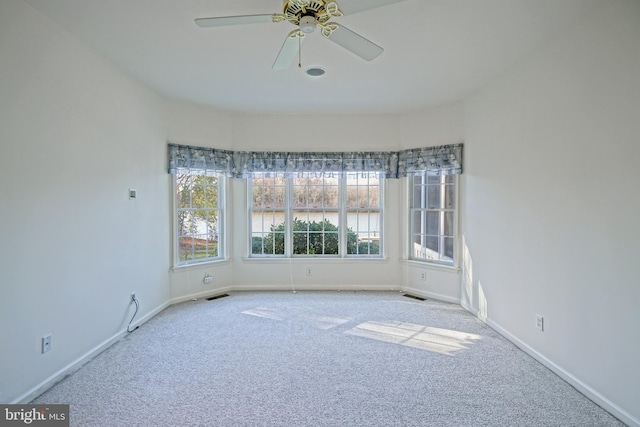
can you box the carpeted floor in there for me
[33,291,625,426]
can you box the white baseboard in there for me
[463,307,638,427]
[460,301,479,317]
[170,284,403,305]
[169,286,235,305]
[14,300,169,405]
[172,285,458,306]
[230,283,401,293]
[401,286,461,305]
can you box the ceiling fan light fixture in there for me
[299,16,316,34]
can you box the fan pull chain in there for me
[298,36,302,68]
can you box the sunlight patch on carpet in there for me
[241,307,351,329]
[345,321,482,356]
[241,307,284,321]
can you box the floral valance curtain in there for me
[397,144,463,177]
[168,143,462,178]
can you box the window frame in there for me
[249,172,384,259]
[409,173,458,266]
[249,174,288,257]
[344,171,383,257]
[172,170,226,267]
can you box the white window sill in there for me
[242,257,390,263]
[406,259,460,273]
[171,258,230,272]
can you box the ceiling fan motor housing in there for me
[299,16,316,33]
[283,1,331,25]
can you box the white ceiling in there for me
[23,0,604,114]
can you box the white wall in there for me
[399,102,465,301]
[166,101,234,151]
[461,1,640,424]
[0,0,171,403]
[230,113,405,293]
[166,105,465,301]
[399,102,465,150]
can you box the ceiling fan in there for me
[195,0,407,70]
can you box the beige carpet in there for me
[33,291,625,426]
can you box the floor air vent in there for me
[403,294,426,301]
[206,294,229,301]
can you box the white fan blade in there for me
[273,31,304,70]
[327,25,383,61]
[338,0,408,16]
[195,14,275,28]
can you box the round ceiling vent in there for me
[306,67,326,77]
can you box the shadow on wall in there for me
[462,234,488,322]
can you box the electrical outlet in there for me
[131,292,136,303]
[536,314,544,331]
[420,272,426,281]
[42,335,52,353]
[306,267,312,276]
[203,273,213,284]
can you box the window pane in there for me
[271,186,286,208]
[176,174,191,209]
[292,232,310,254]
[207,237,219,258]
[253,231,285,255]
[293,184,308,208]
[204,185,218,209]
[444,184,455,209]
[359,239,374,256]
[321,232,339,254]
[368,185,380,208]
[206,212,219,236]
[177,212,190,235]
[204,175,218,186]
[425,211,440,235]
[179,236,194,262]
[269,233,285,255]
[251,207,285,255]
[348,212,381,236]
[253,212,285,234]
[250,173,382,258]
[348,233,381,255]
[413,185,424,209]
[262,186,276,208]
[189,234,205,260]
[425,236,439,258]
[443,237,454,261]
[410,173,456,265]
[322,213,339,229]
[443,211,454,236]
[175,172,224,265]
[307,184,323,208]
[323,186,339,208]
[427,185,442,209]
[292,214,310,230]
[413,211,423,235]
[347,174,380,208]
[252,183,263,207]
